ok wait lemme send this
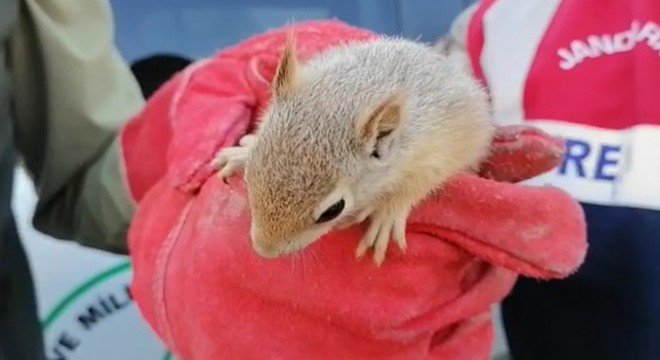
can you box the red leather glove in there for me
[124,20,587,360]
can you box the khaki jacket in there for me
[1,0,145,254]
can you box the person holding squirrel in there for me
[0,0,145,359]
[441,0,660,359]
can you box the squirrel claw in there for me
[217,157,245,179]
[213,135,255,179]
[354,236,374,260]
[238,134,257,147]
[355,210,408,266]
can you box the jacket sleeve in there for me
[8,0,145,254]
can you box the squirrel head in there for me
[244,34,408,259]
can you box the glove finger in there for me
[479,125,565,183]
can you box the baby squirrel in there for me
[215,33,493,266]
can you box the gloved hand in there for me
[124,20,587,360]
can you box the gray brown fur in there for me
[216,35,493,264]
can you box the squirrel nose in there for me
[252,242,280,259]
[250,226,280,259]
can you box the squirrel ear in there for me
[356,92,406,151]
[272,31,301,98]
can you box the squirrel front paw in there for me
[212,134,257,180]
[355,208,408,266]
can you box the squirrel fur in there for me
[215,33,493,265]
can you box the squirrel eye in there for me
[316,199,345,223]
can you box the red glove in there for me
[124,20,587,360]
